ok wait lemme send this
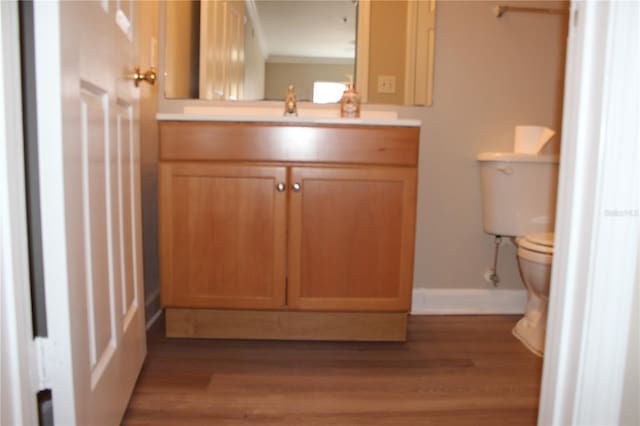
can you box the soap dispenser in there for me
[340,78,360,118]
[284,84,298,117]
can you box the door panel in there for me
[115,0,133,39]
[80,87,117,378]
[35,1,146,424]
[300,178,403,298]
[116,100,138,329]
[160,163,287,309]
[288,167,417,312]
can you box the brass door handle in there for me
[131,67,157,87]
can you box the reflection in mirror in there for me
[162,0,436,106]
[164,0,201,98]
[164,0,357,103]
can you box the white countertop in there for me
[156,107,421,127]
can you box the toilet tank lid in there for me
[477,152,560,163]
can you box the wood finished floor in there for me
[122,315,542,426]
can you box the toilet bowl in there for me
[513,232,554,357]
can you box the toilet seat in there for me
[518,232,554,255]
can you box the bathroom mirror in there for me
[161,0,436,106]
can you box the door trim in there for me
[32,2,77,423]
[0,1,38,424]
[538,1,640,424]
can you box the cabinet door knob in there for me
[276,182,286,192]
[291,182,301,192]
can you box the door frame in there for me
[29,1,78,423]
[538,1,639,424]
[0,2,39,424]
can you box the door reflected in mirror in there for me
[162,0,436,106]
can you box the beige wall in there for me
[265,62,354,102]
[165,0,199,98]
[243,15,265,101]
[367,0,407,105]
[138,1,161,322]
[401,0,568,290]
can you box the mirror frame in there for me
[157,0,435,112]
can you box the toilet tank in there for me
[477,152,559,237]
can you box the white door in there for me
[34,1,146,424]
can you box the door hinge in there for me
[34,336,52,391]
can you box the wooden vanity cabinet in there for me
[287,166,416,312]
[159,163,287,310]
[159,121,419,341]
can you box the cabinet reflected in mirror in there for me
[162,0,436,106]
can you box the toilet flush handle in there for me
[496,165,514,175]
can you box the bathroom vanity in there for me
[158,116,420,341]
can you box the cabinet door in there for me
[160,163,287,309]
[288,167,417,311]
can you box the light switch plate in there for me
[377,75,396,94]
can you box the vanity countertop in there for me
[156,112,421,128]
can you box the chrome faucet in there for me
[284,84,298,116]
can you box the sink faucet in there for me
[284,84,298,117]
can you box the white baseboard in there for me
[411,288,527,315]
[144,288,163,330]
[142,288,525,322]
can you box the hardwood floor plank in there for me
[122,315,541,426]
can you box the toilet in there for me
[477,152,559,357]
